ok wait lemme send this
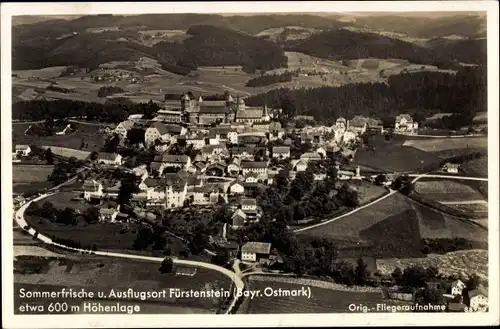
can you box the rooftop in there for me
[241,242,272,255]
[241,162,268,169]
[162,154,190,163]
[272,146,290,153]
[241,198,257,206]
[98,152,120,161]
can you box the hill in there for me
[285,28,458,68]
[426,38,487,65]
[12,25,287,72]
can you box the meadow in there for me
[402,136,487,153]
[414,180,484,202]
[14,255,231,314]
[13,165,54,195]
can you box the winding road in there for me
[14,193,243,314]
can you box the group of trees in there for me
[97,86,125,98]
[246,67,486,126]
[12,99,160,123]
[26,201,79,226]
[47,157,82,186]
[25,119,73,137]
[245,72,293,87]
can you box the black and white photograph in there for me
[2,1,499,328]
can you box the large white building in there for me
[394,114,419,135]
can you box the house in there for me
[468,287,488,311]
[97,153,122,166]
[244,172,259,184]
[395,114,419,135]
[451,279,466,296]
[231,209,247,229]
[349,116,368,135]
[231,146,256,160]
[228,181,245,195]
[227,157,241,176]
[241,162,268,180]
[185,137,206,150]
[201,144,228,158]
[335,117,347,130]
[99,205,120,222]
[153,109,184,123]
[161,154,191,170]
[145,122,187,148]
[300,152,322,162]
[240,198,257,211]
[442,163,459,174]
[240,242,272,262]
[15,145,31,157]
[292,159,308,172]
[13,195,26,208]
[272,146,291,159]
[342,128,358,144]
[206,163,226,177]
[113,120,135,140]
[83,179,103,200]
[132,164,149,181]
[166,179,187,209]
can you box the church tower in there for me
[181,93,191,111]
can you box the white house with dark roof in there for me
[335,117,347,130]
[395,114,419,135]
[272,146,291,159]
[300,152,322,162]
[145,122,187,147]
[228,181,245,195]
[99,206,120,222]
[241,162,268,180]
[240,198,257,211]
[14,145,31,157]
[161,154,191,170]
[442,163,459,174]
[451,279,466,296]
[98,153,122,166]
[166,179,188,209]
[231,209,247,229]
[241,242,272,262]
[83,179,103,200]
[468,286,488,311]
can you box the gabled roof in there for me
[300,152,322,160]
[150,162,162,171]
[336,117,347,123]
[232,146,253,154]
[83,179,101,190]
[396,114,414,123]
[469,287,488,299]
[236,108,264,119]
[241,162,268,169]
[149,122,184,135]
[15,145,30,150]
[232,209,247,219]
[241,198,257,206]
[241,242,271,254]
[98,152,120,161]
[161,154,190,163]
[116,120,135,130]
[199,106,229,114]
[272,146,290,153]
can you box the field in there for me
[41,191,89,212]
[402,136,487,153]
[355,136,441,172]
[376,250,488,280]
[12,122,106,153]
[413,201,487,243]
[14,255,231,314]
[347,180,388,205]
[240,276,387,314]
[445,202,488,213]
[462,156,488,178]
[13,165,54,195]
[414,180,484,202]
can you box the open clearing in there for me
[413,201,487,243]
[13,165,54,195]
[462,156,488,178]
[402,136,487,153]
[347,180,388,205]
[41,191,90,212]
[14,255,230,314]
[240,276,387,314]
[355,145,440,172]
[376,249,488,280]
[414,180,484,202]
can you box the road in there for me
[440,200,488,205]
[14,192,240,313]
[408,174,488,182]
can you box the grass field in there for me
[414,180,484,202]
[376,249,488,280]
[413,201,487,243]
[349,180,388,205]
[14,255,231,314]
[402,136,487,153]
[13,165,54,195]
[355,139,441,172]
[462,156,488,178]
[41,191,90,212]
[241,277,386,314]
[445,203,488,213]
[12,122,106,153]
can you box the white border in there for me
[1,1,499,328]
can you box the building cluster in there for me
[445,279,489,312]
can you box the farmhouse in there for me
[335,117,347,130]
[241,162,268,179]
[15,145,31,157]
[349,116,368,135]
[300,152,322,162]
[185,137,206,150]
[227,157,242,176]
[442,163,459,174]
[83,179,104,200]
[113,120,135,139]
[451,280,466,296]
[291,159,308,172]
[240,198,257,211]
[166,179,187,209]
[13,195,27,208]
[97,153,122,166]
[205,163,226,177]
[394,114,419,135]
[145,122,187,148]
[231,209,247,228]
[272,146,291,159]
[161,154,191,170]
[240,242,272,263]
[228,181,245,195]
[99,206,119,222]
[468,287,488,311]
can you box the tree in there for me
[89,151,99,161]
[118,176,140,205]
[126,128,145,145]
[103,133,120,153]
[159,256,174,274]
[45,148,54,165]
[56,207,78,225]
[83,206,100,224]
[354,256,370,285]
[375,174,387,186]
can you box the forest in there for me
[245,72,293,87]
[246,66,486,124]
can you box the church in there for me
[154,92,271,126]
